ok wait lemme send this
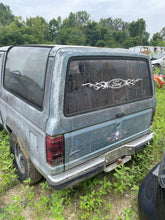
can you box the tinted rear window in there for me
[64,57,152,116]
[4,46,51,109]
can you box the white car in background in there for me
[151,54,165,67]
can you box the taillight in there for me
[151,107,156,125]
[46,135,64,166]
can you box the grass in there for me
[0,85,164,219]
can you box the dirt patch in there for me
[108,192,137,219]
[0,176,139,220]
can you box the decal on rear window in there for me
[82,78,142,90]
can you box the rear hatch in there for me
[63,56,155,170]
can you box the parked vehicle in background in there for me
[140,46,150,55]
[138,153,165,220]
[151,54,165,67]
[0,45,156,190]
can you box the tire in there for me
[10,133,42,184]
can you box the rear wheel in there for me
[10,133,42,184]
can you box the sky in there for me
[1,0,165,37]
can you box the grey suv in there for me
[0,45,156,189]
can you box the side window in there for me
[0,53,4,84]
[4,47,51,109]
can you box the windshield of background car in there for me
[152,54,164,59]
[4,46,51,109]
[64,57,153,116]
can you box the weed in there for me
[117,206,137,220]
[78,175,100,192]
[113,163,134,194]
[113,143,156,195]
[23,179,35,207]
[0,195,25,220]
[0,130,17,192]
[79,176,112,219]
[49,191,65,220]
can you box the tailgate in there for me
[64,108,152,170]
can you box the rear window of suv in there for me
[4,46,51,109]
[64,57,152,116]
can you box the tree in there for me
[105,30,129,48]
[0,4,155,48]
[25,16,48,43]
[62,11,90,30]
[58,27,85,45]
[129,18,149,45]
[112,18,127,31]
[150,32,163,46]
[75,11,90,27]
[48,17,62,42]
[129,19,145,37]
[160,27,165,41]
[62,12,76,29]
[142,31,150,45]
[0,20,24,46]
[84,21,101,46]
[99,17,129,32]
[0,3,14,26]
[99,17,114,30]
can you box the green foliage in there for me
[1,2,165,47]
[58,27,85,45]
[150,32,164,46]
[0,3,14,25]
[25,16,48,44]
[0,130,17,192]
[129,19,146,38]
[113,163,134,194]
[0,2,158,48]
[117,206,137,220]
[23,180,71,219]
[0,195,25,220]
[79,176,112,219]
[152,86,165,155]
[48,17,62,42]
[84,21,101,46]
[75,11,90,27]
[113,143,155,195]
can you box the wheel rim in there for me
[14,142,25,174]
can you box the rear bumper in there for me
[47,132,153,190]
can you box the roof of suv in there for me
[0,44,149,59]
